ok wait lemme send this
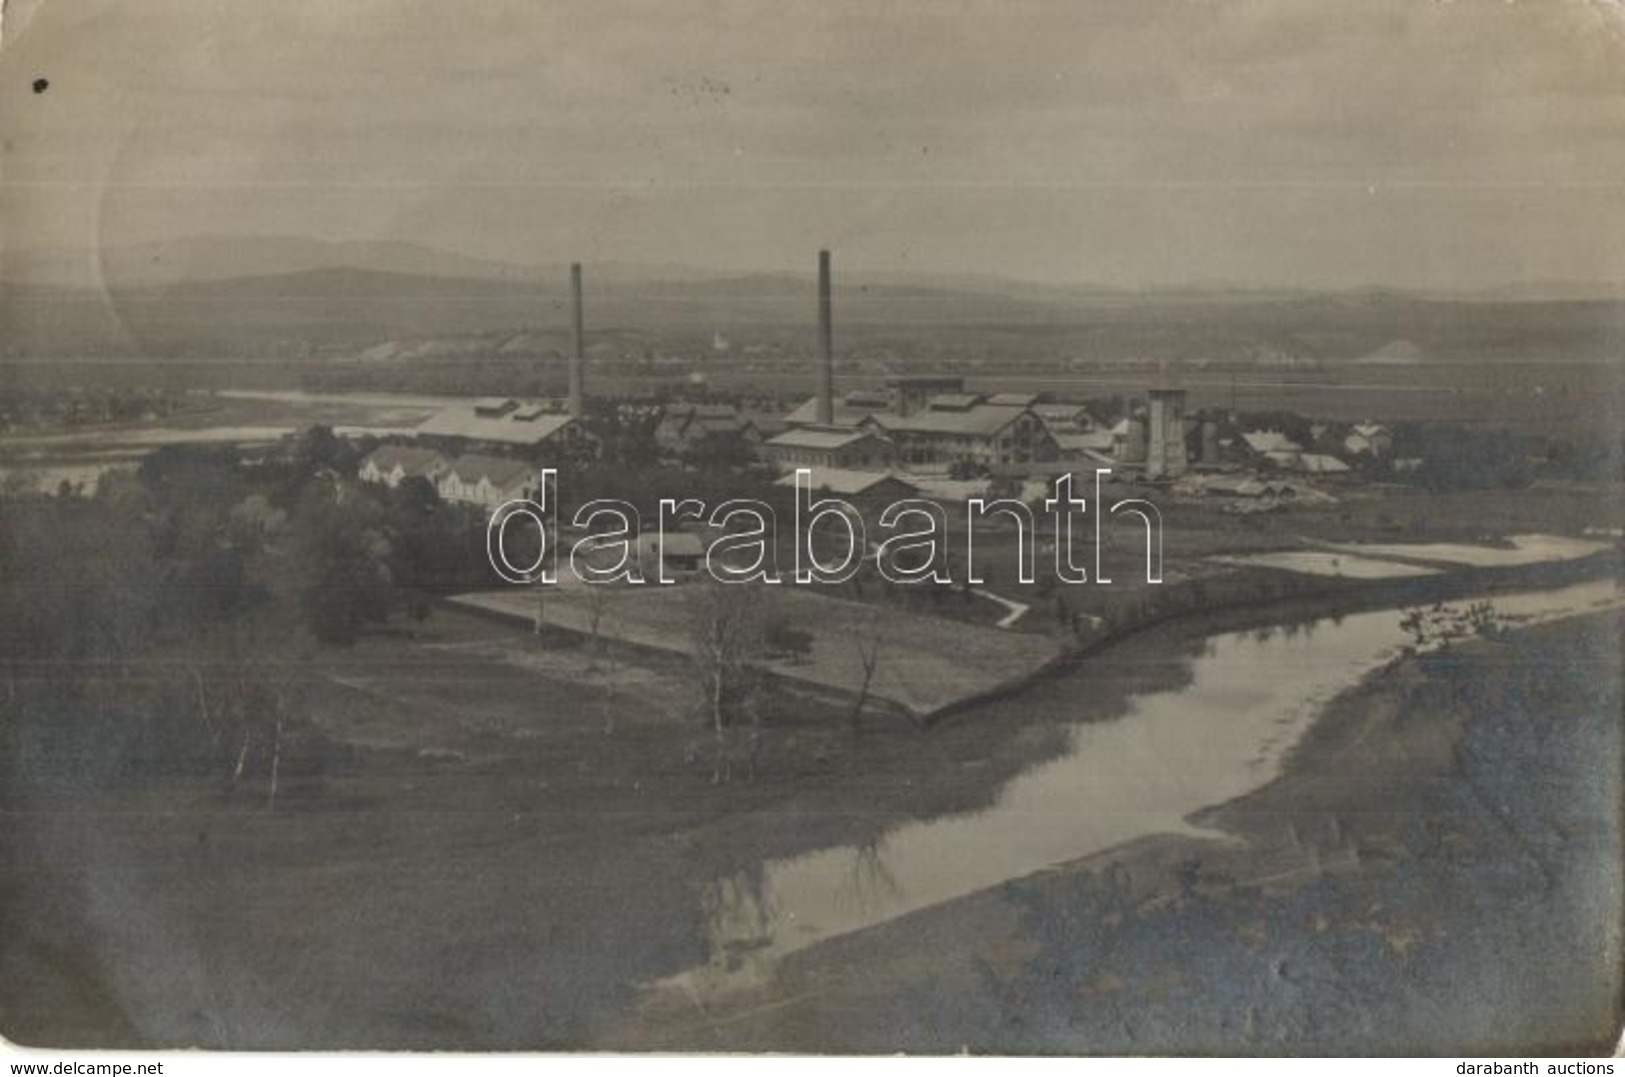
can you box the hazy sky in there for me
[3,0,1623,288]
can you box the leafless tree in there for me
[189,620,308,809]
[584,582,622,673]
[849,607,884,736]
[687,580,770,783]
[841,835,901,914]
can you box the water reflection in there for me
[841,838,902,918]
[655,579,1623,1004]
[698,866,777,974]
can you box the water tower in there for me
[1146,384,1188,479]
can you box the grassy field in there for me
[450,577,1064,718]
[0,602,1194,1049]
[5,574,1619,1050]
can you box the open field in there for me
[451,578,1065,718]
[0,603,1193,1049]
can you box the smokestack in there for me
[816,249,834,426]
[568,262,585,420]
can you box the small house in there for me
[437,454,545,509]
[358,444,451,489]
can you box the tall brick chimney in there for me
[568,262,585,420]
[816,249,834,426]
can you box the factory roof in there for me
[775,468,919,497]
[765,427,882,451]
[926,392,985,411]
[417,402,576,445]
[1032,402,1094,426]
[864,403,1034,438]
[784,396,885,427]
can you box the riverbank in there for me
[3,572,1619,1049]
[0,600,1202,1048]
[612,609,1624,1054]
[454,545,1620,729]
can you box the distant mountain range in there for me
[2,235,739,292]
[2,234,1620,363]
[7,233,1621,301]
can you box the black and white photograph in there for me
[1,0,1622,1061]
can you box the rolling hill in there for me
[2,236,1621,379]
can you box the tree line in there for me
[0,427,494,801]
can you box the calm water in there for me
[655,578,1624,1003]
[215,388,468,410]
[1325,534,1611,568]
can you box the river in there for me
[651,577,1623,1006]
[0,387,430,493]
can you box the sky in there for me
[2,0,1623,289]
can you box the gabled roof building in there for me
[358,444,451,489]
[856,396,1060,469]
[654,403,759,456]
[437,453,546,509]
[762,427,895,472]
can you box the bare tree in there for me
[687,580,770,784]
[584,584,613,671]
[849,607,884,736]
[841,835,901,914]
[189,619,308,808]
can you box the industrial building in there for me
[415,397,580,451]
[413,263,593,458]
[859,396,1059,469]
[653,403,760,457]
[762,427,895,471]
[774,252,1062,471]
[1145,386,1188,479]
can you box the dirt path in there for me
[971,587,1029,628]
